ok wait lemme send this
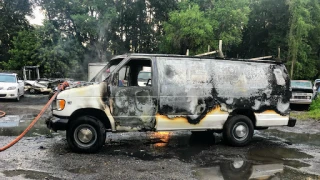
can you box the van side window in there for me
[118,66,130,87]
[117,59,152,87]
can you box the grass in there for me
[290,98,320,120]
[291,110,320,120]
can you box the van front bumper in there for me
[46,116,68,131]
[290,99,312,105]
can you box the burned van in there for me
[47,54,295,153]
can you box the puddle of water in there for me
[67,167,97,174]
[248,146,313,162]
[103,132,212,161]
[279,166,320,180]
[193,161,284,180]
[0,119,52,137]
[0,115,20,127]
[2,169,61,180]
[103,131,319,178]
[0,114,60,137]
[263,129,320,147]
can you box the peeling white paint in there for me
[277,100,290,113]
[252,99,261,110]
[274,69,285,86]
[226,98,234,104]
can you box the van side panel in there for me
[156,57,290,131]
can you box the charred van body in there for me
[47,54,295,153]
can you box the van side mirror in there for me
[145,79,152,86]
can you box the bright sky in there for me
[26,6,45,26]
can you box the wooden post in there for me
[218,40,224,58]
[291,60,294,79]
[186,49,189,56]
[208,45,210,52]
[278,47,281,59]
[36,66,40,80]
[249,56,273,60]
[195,51,218,57]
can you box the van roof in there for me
[111,53,282,64]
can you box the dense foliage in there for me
[0,0,320,80]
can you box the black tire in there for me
[67,116,106,153]
[220,160,252,180]
[223,115,254,146]
[29,88,36,94]
[15,90,20,102]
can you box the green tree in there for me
[160,3,214,55]
[5,30,41,70]
[0,0,32,68]
[36,21,85,79]
[287,0,314,79]
[160,0,250,55]
[234,0,289,59]
[308,0,320,78]
[208,0,250,49]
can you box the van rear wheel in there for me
[223,115,254,146]
[67,116,106,153]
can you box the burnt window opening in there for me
[117,59,152,87]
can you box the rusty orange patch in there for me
[155,114,187,122]
[260,110,278,114]
[156,106,228,122]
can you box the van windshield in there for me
[291,81,312,89]
[90,58,124,82]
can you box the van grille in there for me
[293,96,308,99]
[0,94,6,97]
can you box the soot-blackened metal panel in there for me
[157,57,290,125]
[109,85,156,130]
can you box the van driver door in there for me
[109,58,157,131]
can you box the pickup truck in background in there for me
[290,80,313,105]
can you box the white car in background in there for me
[138,71,151,86]
[0,73,24,101]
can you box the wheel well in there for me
[229,109,256,127]
[69,108,111,130]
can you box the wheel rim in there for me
[232,122,249,141]
[232,160,244,169]
[74,124,97,148]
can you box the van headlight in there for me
[7,87,16,90]
[56,99,66,110]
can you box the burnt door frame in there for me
[109,56,158,131]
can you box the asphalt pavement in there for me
[0,95,320,179]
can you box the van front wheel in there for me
[67,116,106,153]
[223,115,254,146]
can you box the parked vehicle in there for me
[313,86,320,100]
[0,73,24,101]
[137,70,151,86]
[47,54,295,153]
[313,79,320,91]
[23,66,52,94]
[88,63,108,82]
[290,80,313,105]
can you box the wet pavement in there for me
[1,96,320,179]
